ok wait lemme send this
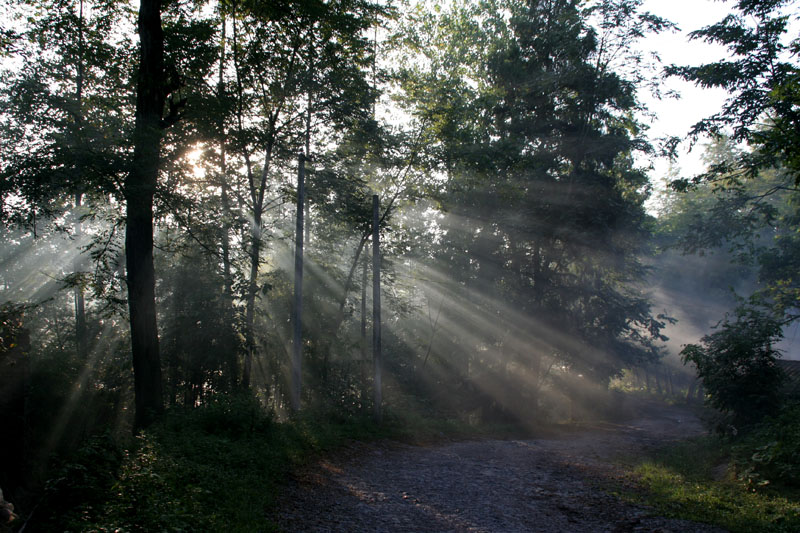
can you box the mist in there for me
[2,0,799,529]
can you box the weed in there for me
[631,437,800,533]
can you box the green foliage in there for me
[36,396,281,532]
[657,142,800,438]
[165,391,272,438]
[681,306,785,431]
[667,0,800,408]
[35,434,124,532]
[158,247,242,404]
[732,402,800,489]
[394,0,669,408]
[0,302,27,354]
[0,0,133,227]
[634,437,800,533]
[666,0,800,186]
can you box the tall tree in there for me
[396,0,669,412]
[666,0,800,345]
[126,0,167,429]
[220,0,382,390]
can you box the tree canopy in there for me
[2,0,798,527]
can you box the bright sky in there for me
[638,0,732,202]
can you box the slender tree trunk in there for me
[530,352,542,409]
[372,195,382,423]
[321,185,404,368]
[217,15,238,389]
[360,254,368,406]
[242,213,261,389]
[291,153,305,412]
[74,194,87,359]
[218,16,231,299]
[233,13,278,389]
[304,67,312,247]
[168,349,178,407]
[73,1,87,360]
[126,0,165,430]
[530,243,545,411]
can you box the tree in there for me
[664,1,800,422]
[0,0,132,230]
[216,0,382,392]
[667,0,800,187]
[682,306,785,431]
[125,0,168,429]
[381,0,672,419]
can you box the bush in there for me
[190,391,272,437]
[681,306,785,432]
[733,402,800,489]
[35,434,124,531]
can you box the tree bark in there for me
[242,210,261,389]
[372,195,382,423]
[73,1,87,360]
[74,194,87,360]
[291,153,305,412]
[360,254,368,407]
[217,15,238,390]
[126,0,165,430]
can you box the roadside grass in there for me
[30,395,524,532]
[629,436,800,533]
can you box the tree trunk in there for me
[74,195,87,360]
[242,215,260,389]
[530,351,542,410]
[372,195,382,423]
[304,64,312,247]
[360,254,368,408]
[666,368,674,396]
[126,0,165,430]
[291,153,305,412]
[73,1,87,360]
[217,15,238,390]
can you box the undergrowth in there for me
[631,436,800,533]
[23,394,518,532]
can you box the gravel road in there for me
[274,403,726,532]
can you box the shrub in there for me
[193,391,272,437]
[733,402,800,489]
[163,391,273,438]
[681,306,785,432]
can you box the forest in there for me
[1,0,799,530]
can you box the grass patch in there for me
[28,395,528,532]
[631,437,800,533]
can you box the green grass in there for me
[82,410,395,532]
[30,395,524,532]
[629,437,800,533]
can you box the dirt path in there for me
[274,403,726,532]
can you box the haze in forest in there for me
[1,0,799,528]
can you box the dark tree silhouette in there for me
[126,0,167,429]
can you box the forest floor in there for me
[273,401,727,532]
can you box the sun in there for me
[185,145,207,180]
